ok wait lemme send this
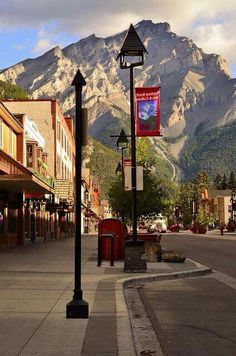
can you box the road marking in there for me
[212,271,236,290]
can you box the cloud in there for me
[32,30,58,55]
[13,43,27,51]
[0,0,235,67]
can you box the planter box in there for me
[162,250,186,263]
[169,225,180,232]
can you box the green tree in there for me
[85,138,120,198]
[108,137,177,219]
[108,170,176,219]
[195,204,209,226]
[177,181,196,227]
[220,174,228,190]
[228,171,236,190]
[213,173,222,190]
[0,80,28,100]
[193,171,209,191]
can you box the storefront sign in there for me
[135,87,160,137]
[54,179,74,202]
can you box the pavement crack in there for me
[170,323,236,345]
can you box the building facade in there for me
[0,102,54,247]
[2,99,75,244]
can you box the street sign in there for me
[124,165,143,191]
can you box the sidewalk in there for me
[0,236,211,356]
[180,229,236,240]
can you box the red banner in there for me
[135,87,161,137]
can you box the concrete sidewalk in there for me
[0,236,211,356]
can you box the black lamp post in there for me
[192,201,196,226]
[117,24,147,243]
[84,188,89,233]
[66,69,89,318]
[116,129,129,222]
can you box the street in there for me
[139,232,236,356]
[161,232,236,277]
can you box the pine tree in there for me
[220,174,228,190]
[213,173,222,190]
[228,171,236,190]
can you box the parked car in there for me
[147,215,167,233]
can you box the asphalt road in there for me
[161,232,236,278]
[139,232,236,356]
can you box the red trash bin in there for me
[98,218,126,260]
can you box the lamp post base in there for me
[66,298,89,319]
[124,240,147,272]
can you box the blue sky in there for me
[0,0,235,77]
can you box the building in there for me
[81,167,102,233]
[0,102,54,247]
[3,99,74,181]
[2,99,75,242]
[207,189,232,226]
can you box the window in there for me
[57,121,61,140]
[9,128,13,155]
[64,135,66,152]
[61,130,64,148]
[61,161,64,178]
[0,119,2,147]
[65,135,67,152]
[26,144,33,167]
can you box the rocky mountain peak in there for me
[0,20,235,150]
[136,20,171,33]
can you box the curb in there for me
[115,265,212,356]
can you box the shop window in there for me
[8,209,18,233]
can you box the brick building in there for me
[2,99,75,242]
[0,102,54,247]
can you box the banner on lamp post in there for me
[135,87,161,137]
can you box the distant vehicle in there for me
[147,215,167,233]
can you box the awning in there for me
[0,174,54,194]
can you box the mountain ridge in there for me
[1,20,236,178]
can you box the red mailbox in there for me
[98,218,127,260]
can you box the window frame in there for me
[9,128,13,155]
[0,119,3,148]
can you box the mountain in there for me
[1,20,236,179]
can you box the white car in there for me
[147,217,167,233]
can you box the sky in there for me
[0,0,236,77]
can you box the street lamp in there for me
[116,129,129,222]
[117,24,147,272]
[174,205,180,225]
[117,24,147,243]
[192,201,196,226]
[66,69,89,319]
[84,188,89,233]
